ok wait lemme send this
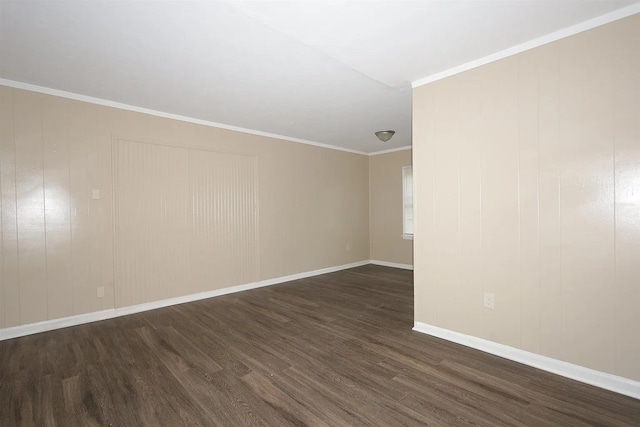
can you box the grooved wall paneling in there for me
[0,86,18,328]
[113,139,258,307]
[188,148,258,291]
[14,90,47,325]
[42,94,73,320]
[0,86,369,329]
[412,14,640,381]
[113,140,192,307]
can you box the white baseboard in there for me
[370,260,414,270]
[0,260,370,341]
[413,321,640,400]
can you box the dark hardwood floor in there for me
[1,265,639,426]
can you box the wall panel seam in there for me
[40,94,49,320]
[12,89,20,324]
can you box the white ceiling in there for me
[0,1,637,154]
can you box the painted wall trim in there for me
[368,145,412,156]
[411,3,640,88]
[0,260,370,341]
[413,321,640,400]
[370,260,414,270]
[0,78,368,156]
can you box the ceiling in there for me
[0,1,637,154]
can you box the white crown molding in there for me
[412,3,640,88]
[368,145,412,156]
[413,321,640,400]
[370,260,414,270]
[0,260,370,341]
[0,78,368,156]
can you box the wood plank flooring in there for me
[1,265,639,426]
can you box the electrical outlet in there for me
[92,189,100,200]
[483,292,495,309]
[345,243,350,251]
[97,287,105,298]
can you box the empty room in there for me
[1,1,639,426]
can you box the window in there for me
[402,166,413,239]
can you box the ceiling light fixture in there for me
[375,130,395,142]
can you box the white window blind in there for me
[402,166,413,238]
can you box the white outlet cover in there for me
[483,292,495,309]
[92,189,100,200]
[97,287,105,298]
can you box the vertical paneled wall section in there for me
[0,88,114,328]
[0,86,370,330]
[412,15,640,381]
[113,139,259,307]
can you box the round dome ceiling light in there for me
[375,130,395,142]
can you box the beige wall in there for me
[0,86,370,329]
[369,149,413,266]
[413,14,640,381]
